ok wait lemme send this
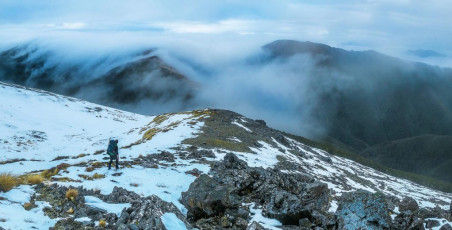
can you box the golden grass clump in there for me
[142,128,160,140]
[99,219,107,227]
[41,168,60,179]
[92,173,105,179]
[0,173,17,192]
[85,166,95,172]
[27,174,44,185]
[65,189,79,201]
[67,207,74,214]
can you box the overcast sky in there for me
[1,0,451,67]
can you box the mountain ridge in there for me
[0,81,451,229]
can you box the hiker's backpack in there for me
[107,140,117,155]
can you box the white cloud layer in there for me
[0,0,451,66]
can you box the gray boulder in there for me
[441,224,452,230]
[181,174,241,220]
[399,197,419,213]
[335,190,391,230]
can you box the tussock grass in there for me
[99,219,107,227]
[92,173,105,179]
[27,174,44,185]
[0,173,17,192]
[65,189,78,200]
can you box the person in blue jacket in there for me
[107,139,119,170]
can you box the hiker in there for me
[107,139,119,170]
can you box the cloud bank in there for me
[1,0,451,66]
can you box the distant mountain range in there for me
[262,40,452,183]
[1,40,451,184]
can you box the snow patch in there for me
[232,121,252,132]
[247,203,282,230]
[84,196,131,217]
[161,213,187,230]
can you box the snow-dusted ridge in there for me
[0,81,451,229]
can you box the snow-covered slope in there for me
[0,81,208,229]
[0,81,451,229]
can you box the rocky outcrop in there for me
[335,190,391,230]
[181,174,241,220]
[33,184,190,229]
[392,211,425,230]
[210,153,330,225]
[116,195,190,230]
[181,153,331,229]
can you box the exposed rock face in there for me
[116,195,190,230]
[181,174,241,220]
[210,153,330,225]
[181,153,331,229]
[335,190,391,230]
[399,197,419,213]
[392,211,425,230]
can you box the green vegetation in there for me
[284,132,452,193]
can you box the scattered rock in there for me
[399,197,419,213]
[141,151,175,163]
[418,206,450,220]
[185,168,202,177]
[425,219,441,228]
[392,211,416,229]
[335,190,391,230]
[185,149,216,159]
[52,218,84,230]
[116,195,190,229]
[246,221,267,230]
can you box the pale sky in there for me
[1,0,451,67]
